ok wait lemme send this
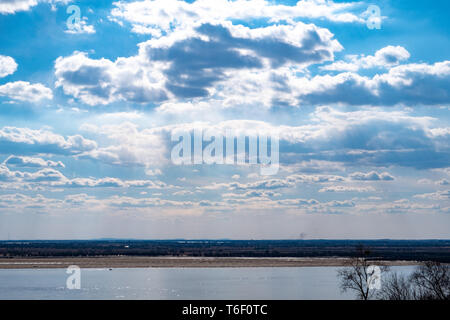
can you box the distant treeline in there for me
[0,240,449,262]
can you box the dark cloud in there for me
[147,23,334,98]
[301,63,450,106]
[279,119,450,169]
[60,66,111,86]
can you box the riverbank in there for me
[0,256,420,269]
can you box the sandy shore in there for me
[0,256,420,269]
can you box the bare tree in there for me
[410,261,450,300]
[377,272,414,300]
[372,262,450,300]
[337,246,388,300]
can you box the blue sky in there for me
[0,0,449,239]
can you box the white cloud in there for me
[321,46,410,71]
[280,160,345,174]
[76,104,449,172]
[0,0,38,14]
[436,179,449,186]
[414,190,450,201]
[0,165,66,183]
[65,18,96,35]
[0,164,18,181]
[173,190,195,196]
[78,122,167,170]
[0,193,60,211]
[298,61,450,106]
[130,25,162,37]
[110,0,364,36]
[0,55,18,77]
[223,190,280,198]
[153,57,450,112]
[141,21,342,100]
[0,0,71,14]
[145,168,162,176]
[54,51,167,105]
[0,163,169,190]
[199,173,345,192]
[350,171,394,181]
[0,81,52,102]
[55,18,343,105]
[0,126,97,155]
[25,167,67,182]
[3,155,65,168]
[58,176,168,189]
[319,185,375,192]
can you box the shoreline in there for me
[0,256,420,269]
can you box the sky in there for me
[0,0,449,240]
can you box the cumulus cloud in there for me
[142,22,341,98]
[350,171,394,181]
[0,193,61,211]
[413,190,450,201]
[105,195,196,209]
[71,104,450,176]
[56,176,168,189]
[62,177,123,188]
[327,200,355,207]
[54,48,450,109]
[231,178,296,190]
[0,55,18,77]
[110,0,364,35]
[54,52,167,105]
[3,155,65,168]
[78,122,167,171]
[55,19,342,103]
[0,81,53,102]
[318,185,375,192]
[0,0,38,14]
[222,190,280,198]
[321,46,410,72]
[65,18,96,35]
[0,126,97,155]
[276,198,320,206]
[0,165,65,183]
[0,164,19,181]
[57,2,445,111]
[200,173,345,192]
[359,199,442,214]
[25,167,67,182]
[0,164,169,190]
[0,0,70,14]
[151,57,450,111]
[0,190,349,214]
[436,179,450,186]
[299,61,450,106]
[216,194,358,214]
[131,107,448,169]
